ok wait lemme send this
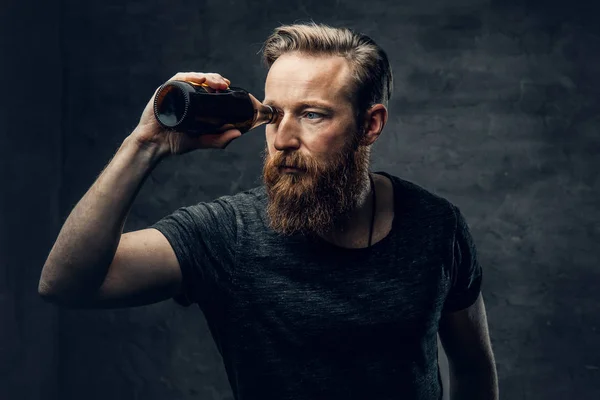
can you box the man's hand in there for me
[131,71,242,158]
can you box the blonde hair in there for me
[261,21,393,121]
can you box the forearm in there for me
[39,134,166,298]
[449,364,499,400]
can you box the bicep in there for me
[439,293,495,372]
[80,228,183,309]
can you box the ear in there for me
[360,104,388,146]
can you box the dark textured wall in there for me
[2,0,599,399]
[0,0,61,399]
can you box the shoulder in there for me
[376,171,464,247]
[171,185,266,224]
[378,171,457,215]
[207,185,268,226]
[216,185,266,210]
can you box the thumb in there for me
[196,129,242,149]
[218,129,243,149]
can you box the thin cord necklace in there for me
[368,173,376,248]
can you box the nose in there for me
[273,113,301,152]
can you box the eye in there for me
[305,111,323,120]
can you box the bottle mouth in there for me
[154,82,190,127]
[265,105,281,124]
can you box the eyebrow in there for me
[263,100,336,112]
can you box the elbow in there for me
[38,285,80,308]
[38,279,62,304]
[38,275,52,297]
[38,275,98,309]
[38,262,58,299]
[38,262,74,305]
[37,276,75,307]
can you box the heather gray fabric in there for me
[150,171,482,400]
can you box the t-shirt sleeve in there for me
[442,205,483,313]
[149,197,238,307]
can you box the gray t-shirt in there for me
[150,171,482,400]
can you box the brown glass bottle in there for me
[153,80,279,136]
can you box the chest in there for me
[230,244,450,354]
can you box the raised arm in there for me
[38,72,240,309]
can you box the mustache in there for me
[270,151,317,171]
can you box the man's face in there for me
[262,52,370,237]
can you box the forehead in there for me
[264,52,353,106]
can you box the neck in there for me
[318,172,375,246]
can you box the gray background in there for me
[1,0,599,399]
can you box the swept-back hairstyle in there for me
[261,22,393,121]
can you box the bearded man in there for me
[39,22,498,400]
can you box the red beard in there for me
[262,135,370,237]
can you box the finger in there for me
[171,72,208,86]
[220,129,243,149]
[199,129,242,148]
[203,73,230,89]
[167,72,228,90]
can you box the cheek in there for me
[265,126,276,152]
[265,124,273,141]
[304,124,350,156]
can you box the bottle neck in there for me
[248,93,280,130]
